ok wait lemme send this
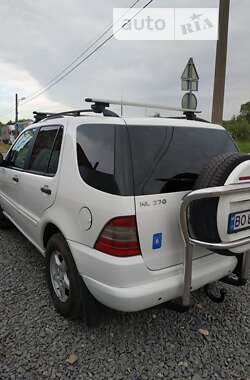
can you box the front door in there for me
[0,128,36,222]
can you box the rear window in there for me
[128,126,237,195]
[77,124,134,196]
[77,124,119,194]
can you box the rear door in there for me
[127,122,238,270]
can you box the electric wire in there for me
[21,0,154,105]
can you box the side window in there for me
[48,127,63,175]
[76,124,119,194]
[28,126,62,175]
[8,129,36,170]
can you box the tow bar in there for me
[205,253,248,303]
[204,284,227,303]
[221,253,248,287]
[180,183,250,309]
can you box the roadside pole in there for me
[15,93,18,124]
[212,0,230,125]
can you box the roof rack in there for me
[33,107,119,123]
[33,110,89,123]
[33,97,203,123]
[85,97,202,120]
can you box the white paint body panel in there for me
[135,192,208,270]
[67,241,236,312]
[217,160,250,254]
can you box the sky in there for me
[0,0,249,122]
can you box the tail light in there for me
[95,216,141,257]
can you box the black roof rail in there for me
[192,117,210,123]
[33,112,54,123]
[33,110,94,123]
[85,98,119,117]
[162,115,210,123]
[33,107,119,123]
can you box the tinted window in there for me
[8,129,35,169]
[128,126,238,195]
[29,126,61,174]
[48,128,63,175]
[77,124,119,194]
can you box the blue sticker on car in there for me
[228,213,236,234]
[152,233,162,250]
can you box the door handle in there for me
[12,176,19,183]
[41,186,52,195]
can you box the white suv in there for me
[0,101,249,325]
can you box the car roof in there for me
[27,115,224,131]
[123,117,224,130]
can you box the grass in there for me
[236,141,250,153]
[0,143,10,154]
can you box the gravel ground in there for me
[0,227,249,380]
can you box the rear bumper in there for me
[68,240,237,312]
[83,255,236,311]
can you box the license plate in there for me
[228,210,250,234]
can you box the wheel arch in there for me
[43,222,64,249]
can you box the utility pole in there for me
[212,0,230,125]
[15,93,18,124]
[14,94,25,126]
[120,96,123,116]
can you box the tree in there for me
[223,100,250,141]
[240,101,250,123]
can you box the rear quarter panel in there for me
[40,117,135,249]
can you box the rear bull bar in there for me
[180,183,250,307]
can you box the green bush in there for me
[223,119,250,141]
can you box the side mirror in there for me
[0,153,4,166]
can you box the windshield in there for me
[128,126,238,195]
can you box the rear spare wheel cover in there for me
[217,159,250,254]
[189,153,250,256]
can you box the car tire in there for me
[0,206,13,229]
[189,152,250,256]
[46,233,100,325]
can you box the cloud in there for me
[0,0,249,122]
[0,61,67,121]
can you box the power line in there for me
[21,0,142,105]
[0,1,142,120]
[21,0,154,105]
